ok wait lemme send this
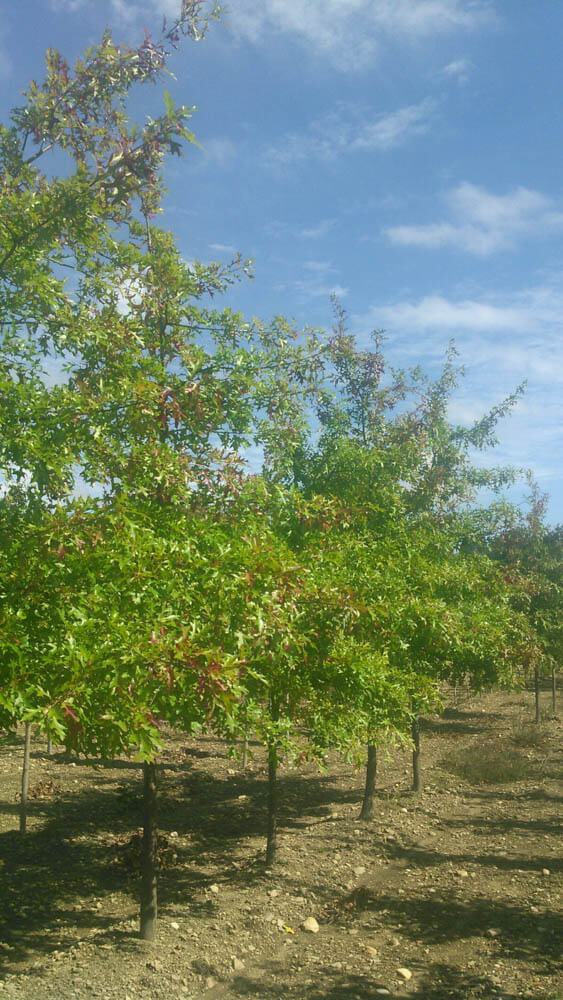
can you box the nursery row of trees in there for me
[1,2,561,940]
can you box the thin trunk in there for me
[140,761,158,941]
[46,737,53,755]
[359,743,377,820]
[265,741,278,866]
[551,666,556,715]
[20,723,32,834]
[241,700,248,769]
[412,716,421,792]
[534,668,541,723]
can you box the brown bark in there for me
[20,722,32,835]
[534,668,541,723]
[265,741,278,866]
[412,715,421,792]
[140,761,158,940]
[359,743,377,820]
[551,666,556,715]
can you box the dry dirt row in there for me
[0,688,561,1000]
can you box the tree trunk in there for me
[551,666,556,715]
[140,761,158,940]
[265,741,278,867]
[534,667,540,723]
[20,722,32,834]
[46,736,53,755]
[241,700,248,769]
[359,743,377,820]
[412,716,421,792]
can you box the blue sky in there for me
[2,1,562,522]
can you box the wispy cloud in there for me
[263,99,436,171]
[440,56,473,83]
[209,242,237,254]
[228,0,494,70]
[274,259,347,302]
[184,137,237,171]
[299,219,336,240]
[49,0,89,10]
[353,277,563,510]
[292,278,348,301]
[386,182,563,255]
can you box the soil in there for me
[0,688,561,1000]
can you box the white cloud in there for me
[274,259,347,301]
[209,242,237,254]
[49,0,89,10]
[378,295,528,334]
[386,182,563,255]
[299,219,336,240]
[294,279,348,300]
[352,278,563,513]
[263,98,435,171]
[189,137,237,170]
[440,56,473,83]
[228,0,493,70]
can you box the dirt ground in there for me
[0,687,561,1000]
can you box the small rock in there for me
[486,928,500,937]
[205,976,217,989]
[232,957,245,972]
[353,866,366,876]
[365,945,378,956]
[397,967,412,981]
[209,884,220,894]
[302,916,319,934]
[267,889,280,898]
[170,921,180,930]
[457,869,469,878]
[375,991,391,996]
[169,831,179,839]
[542,868,550,876]
[400,808,408,814]
[147,959,163,972]
[391,936,400,946]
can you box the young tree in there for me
[1,4,327,937]
[289,304,533,804]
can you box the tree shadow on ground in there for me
[421,708,502,737]
[221,959,552,1000]
[0,723,559,987]
[440,812,561,836]
[382,834,563,878]
[0,743,364,966]
[321,885,561,967]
